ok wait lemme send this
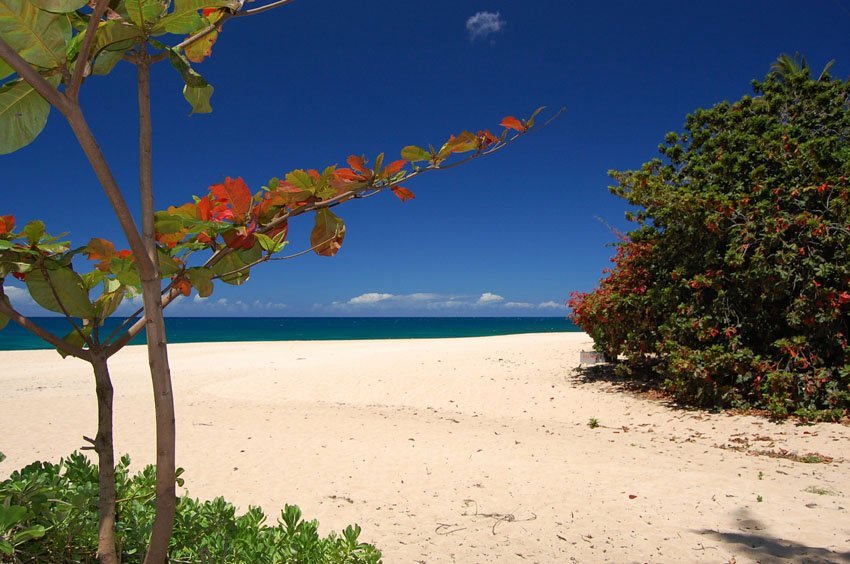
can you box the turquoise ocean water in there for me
[0,317,579,351]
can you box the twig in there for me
[67,0,111,100]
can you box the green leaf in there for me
[25,265,96,318]
[57,325,89,357]
[92,49,123,75]
[0,504,26,529]
[94,285,125,319]
[157,247,180,276]
[154,210,185,234]
[0,295,10,330]
[154,0,238,35]
[12,524,46,544]
[92,20,144,54]
[183,83,213,114]
[22,219,44,244]
[0,56,12,80]
[211,252,248,285]
[0,76,59,155]
[125,0,166,28]
[167,48,207,87]
[28,0,87,13]
[0,0,70,68]
[185,266,213,297]
[401,145,430,162]
[285,170,314,192]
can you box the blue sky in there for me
[4,0,850,317]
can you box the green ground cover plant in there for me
[0,452,381,563]
[570,55,850,420]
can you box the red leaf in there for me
[210,177,253,219]
[500,116,525,132]
[628,494,637,500]
[391,186,415,202]
[0,215,14,235]
[347,155,370,177]
[383,159,407,177]
[335,168,363,181]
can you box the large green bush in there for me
[1,453,381,563]
[570,55,850,419]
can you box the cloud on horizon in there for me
[466,11,506,42]
[323,291,563,314]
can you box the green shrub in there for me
[570,55,850,418]
[1,453,381,563]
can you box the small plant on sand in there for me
[587,417,600,429]
[756,495,763,503]
[1,453,381,563]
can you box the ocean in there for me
[0,317,579,351]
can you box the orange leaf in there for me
[347,155,370,177]
[500,116,525,132]
[0,215,14,235]
[311,208,345,257]
[383,159,407,177]
[391,186,415,202]
[210,177,253,219]
[86,238,118,271]
[173,278,192,297]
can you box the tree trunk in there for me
[137,56,177,564]
[91,355,119,564]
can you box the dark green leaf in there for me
[25,265,95,318]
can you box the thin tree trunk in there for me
[137,56,177,564]
[91,355,119,564]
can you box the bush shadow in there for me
[695,508,850,563]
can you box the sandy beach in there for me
[1,332,849,563]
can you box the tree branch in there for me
[67,0,111,100]
[150,0,296,63]
[0,287,89,360]
[0,38,71,114]
[232,0,297,17]
[64,105,158,282]
[103,108,566,355]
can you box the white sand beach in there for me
[1,332,849,563]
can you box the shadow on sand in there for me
[695,508,850,563]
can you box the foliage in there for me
[570,55,850,418]
[0,109,542,357]
[0,453,382,563]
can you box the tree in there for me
[570,55,850,420]
[0,0,556,560]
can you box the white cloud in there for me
[505,301,535,309]
[3,285,35,307]
[349,292,395,305]
[466,11,506,41]
[476,292,504,305]
[539,300,566,309]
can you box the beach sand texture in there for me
[2,332,849,563]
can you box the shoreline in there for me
[2,333,849,562]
